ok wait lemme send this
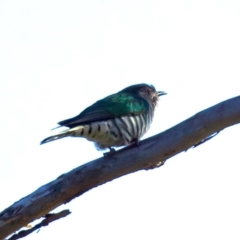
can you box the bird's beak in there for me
[157,91,167,97]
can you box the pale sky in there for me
[1,0,240,239]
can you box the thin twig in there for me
[7,210,71,240]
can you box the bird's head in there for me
[121,83,167,106]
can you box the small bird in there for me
[40,83,166,154]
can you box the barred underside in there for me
[41,113,154,149]
[78,113,153,150]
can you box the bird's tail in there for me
[40,126,84,145]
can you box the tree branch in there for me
[0,96,240,239]
[6,210,71,240]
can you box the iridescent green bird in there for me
[40,83,166,153]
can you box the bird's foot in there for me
[127,139,140,149]
[134,138,140,147]
[103,147,116,156]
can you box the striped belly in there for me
[79,114,152,150]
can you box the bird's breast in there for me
[77,113,153,149]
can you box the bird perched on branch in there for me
[40,83,166,154]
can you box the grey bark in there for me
[0,96,240,239]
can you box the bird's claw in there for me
[103,147,116,156]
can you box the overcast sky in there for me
[1,0,240,239]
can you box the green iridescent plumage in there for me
[40,84,166,153]
[58,92,149,128]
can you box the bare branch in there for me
[0,96,240,239]
[6,210,71,240]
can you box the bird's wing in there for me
[58,93,149,128]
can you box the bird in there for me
[40,83,166,154]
